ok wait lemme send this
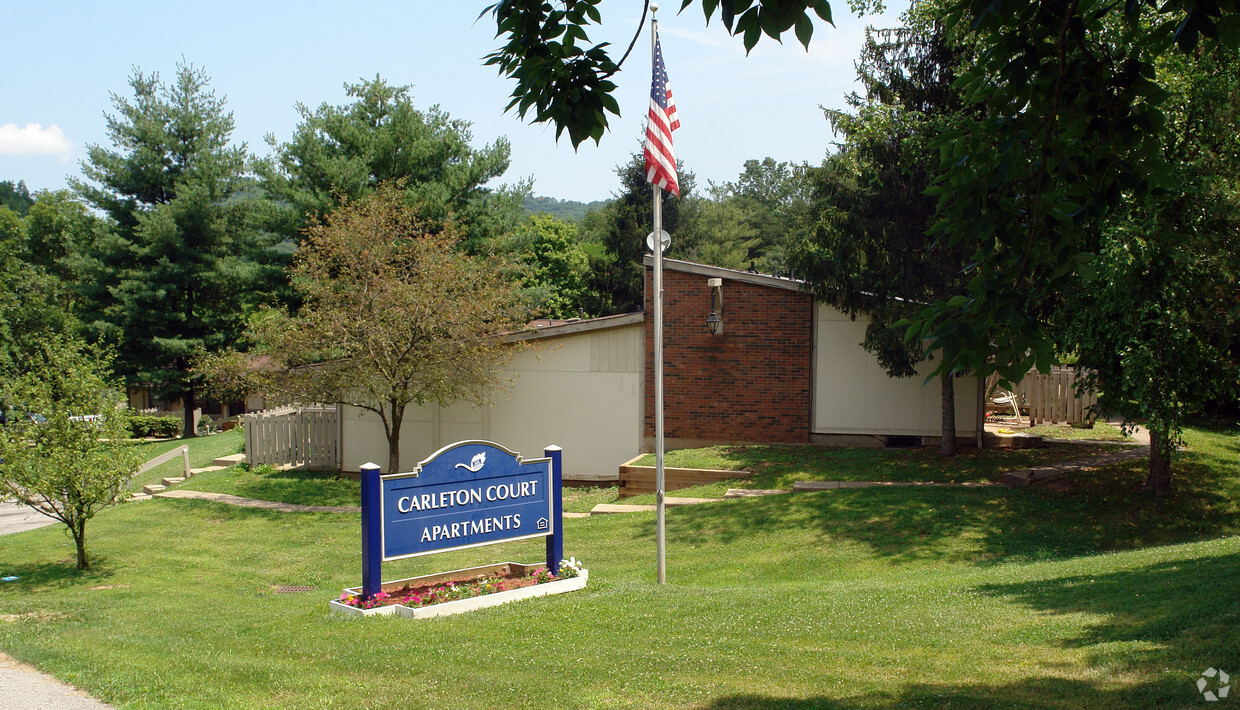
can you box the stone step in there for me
[127,493,153,502]
[724,489,789,498]
[161,477,186,487]
[189,465,228,476]
[211,453,246,467]
[142,484,166,495]
[589,497,721,515]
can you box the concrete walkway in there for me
[154,489,361,512]
[0,501,57,537]
[0,652,114,710]
[1003,445,1149,486]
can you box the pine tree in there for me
[791,16,974,455]
[74,63,278,435]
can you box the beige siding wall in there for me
[341,322,644,476]
[812,303,981,438]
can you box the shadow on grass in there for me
[0,560,112,592]
[699,675,1198,709]
[652,443,1134,486]
[658,446,1240,564]
[975,552,1240,666]
[155,497,350,524]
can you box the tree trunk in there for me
[73,518,89,570]
[386,400,404,474]
[1143,427,1173,497]
[940,373,958,456]
[182,380,197,439]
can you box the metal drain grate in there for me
[273,585,316,594]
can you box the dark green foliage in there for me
[483,1,874,147]
[260,77,525,252]
[912,0,1240,388]
[128,414,182,438]
[1055,46,1240,494]
[584,151,695,315]
[73,62,281,435]
[0,207,74,379]
[23,190,106,285]
[503,214,592,318]
[790,17,974,454]
[698,158,812,273]
[0,180,33,216]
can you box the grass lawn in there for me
[178,464,361,508]
[626,441,1135,501]
[1021,421,1134,442]
[0,424,1235,708]
[126,430,245,490]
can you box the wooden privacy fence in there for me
[988,368,1100,425]
[243,405,339,470]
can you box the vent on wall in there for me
[884,435,922,449]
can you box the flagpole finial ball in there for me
[651,2,658,13]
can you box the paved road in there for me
[0,503,117,710]
[0,501,57,537]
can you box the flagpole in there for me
[652,9,667,586]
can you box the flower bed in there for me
[328,559,587,619]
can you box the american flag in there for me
[645,28,680,197]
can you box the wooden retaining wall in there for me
[617,456,751,498]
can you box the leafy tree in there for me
[485,0,1240,356]
[792,16,974,455]
[0,336,143,570]
[199,185,531,474]
[261,77,526,252]
[714,158,813,272]
[899,0,1239,391]
[585,150,696,316]
[1055,45,1240,495]
[484,1,869,147]
[0,180,34,216]
[0,207,74,379]
[689,190,762,270]
[504,214,592,319]
[24,190,103,285]
[73,62,278,436]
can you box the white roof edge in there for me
[504,312,645,343]
[642,255,807,293]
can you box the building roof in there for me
[642,256,808,293]
[504,312,645,343]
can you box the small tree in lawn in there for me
[201,185,531,473]
[0,336,142,570]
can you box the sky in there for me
[1,1,908,204]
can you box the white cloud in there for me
[0,123,73,156]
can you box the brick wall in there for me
[644,265,813,443]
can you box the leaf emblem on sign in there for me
[455,452,486,472]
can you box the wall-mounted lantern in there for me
[706,278,723,335]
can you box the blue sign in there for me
[358,441,564,600]
[381,441,552,559]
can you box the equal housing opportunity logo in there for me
[1199,668,1231,702]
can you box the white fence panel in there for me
[242,405,338,471]
[988,368,1099,425]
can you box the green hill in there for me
[522,195,610,222]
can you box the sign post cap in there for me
[544,444,563,452]
[360,462,381,470]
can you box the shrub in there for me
[128,414,182,438]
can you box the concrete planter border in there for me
[328,561,588,619]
